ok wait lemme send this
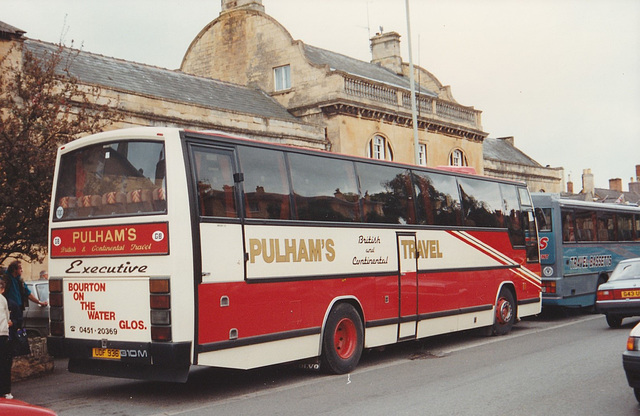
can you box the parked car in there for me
[623,322,640,402]
[0,397,56,415]
[23,281,49,337]
[596,258,640,328]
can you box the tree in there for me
[0,41,120,264]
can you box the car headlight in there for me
[627,336,640,351]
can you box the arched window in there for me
[449,149,468,167]
[367,135,393,161]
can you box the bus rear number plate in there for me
[622,290,640,298]
[92,348,120,360]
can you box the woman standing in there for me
[0,280,13,399]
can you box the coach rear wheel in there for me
[492,288,516,336]
[320,303,363,374]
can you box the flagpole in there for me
[405,0,421,166]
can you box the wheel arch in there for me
[318,296,365,355]
[496,281,518,317]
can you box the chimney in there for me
[636,165,640,181]
[498,136,515,146]
[630,175,640,195]
[582,169,594,196]
[567,180,574,194]
[609,178,623,192]
[221,0,264,12]
[370,31,403,75]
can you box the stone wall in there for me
[12,336,54,382]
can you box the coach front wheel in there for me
[320,303,364,374]
[492,288,516,336]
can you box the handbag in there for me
[11,328,31,357]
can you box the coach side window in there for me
[238,146,291,220]
[500,184,525,246]
[289,153,360,222]
[192,147,238,218]
[617,213,634,241]
[458,178,502,227]
[412,171,461,226]
[561,210,576,242]
[356,163,414,224]
[596,211,615,241]
[574,209,596,242]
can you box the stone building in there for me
[483,136,564,193]
[181,0,487,172]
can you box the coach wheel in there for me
[606,314,623,328]
[492,288,516,336]
[320,303,364,374]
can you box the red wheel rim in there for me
[495,297,513,325]
[333,317,357,359]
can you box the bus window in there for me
[524,210,540,262]
[356,163,414,224]
[617,213,634,241]
[458,178,502,228]
[596,211,615,241]
[636,215,640,241]
[500,184,524,246]
[412,171,461,226]
[238,146,291,220]
[289,153,360,222]
[53,141,167,221]
[561,210,576,242]
[192,147,238,218]
[574,209,596,242]
[535,208,552,232]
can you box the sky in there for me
[2,0,639,190]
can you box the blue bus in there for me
[532,193,640,308]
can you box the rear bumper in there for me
[596,299,640,316]
[48,336,192,382]
[623,351,640,388]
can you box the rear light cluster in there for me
[149,279,171,342]
[597,289,640,301]
[628,336,640,351]
[49,279,64,336]
[542,281,556,294]
[597,289,614,301]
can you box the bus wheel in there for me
[606,314,623,328]
[320,303,363,374]
[492,288,516,336]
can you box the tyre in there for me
[606,314,623,328]
[491,288,516,336]
[634,387,640,403]
[320,303,364,374]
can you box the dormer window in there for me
[274,65,291,91]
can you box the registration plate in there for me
[92,348,120,360]
[621,290,640,298]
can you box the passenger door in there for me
[397,233,418,340]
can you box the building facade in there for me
[181,0,487,172]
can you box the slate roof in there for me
[303,44,437,97]
[594,188,640,205]
[0,21,25,38]
[483,137,541,167]
[23,39,300,123]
